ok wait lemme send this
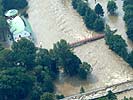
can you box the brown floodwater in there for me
[88,0,133,51]
[117,90,133,99]
[27,0,95,49]
[27,0,133,97]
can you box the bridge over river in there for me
[28,0,133,97]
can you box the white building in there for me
[5,9,31,42]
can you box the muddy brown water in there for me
[28,0,133,96]
[88,0,133,51]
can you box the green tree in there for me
[0,67,34,100]
[104,25,127,59]
[49,49,59,75]
[36,48,59,76]
[104,24,117,44]
[78,62,92,79]
[0,49,14,68]
[127,51,133,67]
[40,92,55,100]
[56,94,65,99]
[107,90,117,100]
[30,83,43,100]
[72,0,80,9]
[80,86,85,93]
[53,39,81,76]
[95,3,104,16]
[124,11,133,24]
[11,38,36,69]
[33,66,55,93]
[107,35,128,58]
[107,0,118,15]
[84,9,97,29]
[126,25,133,41]
[123,0,133,7]
[36,49,51,67]
[2,0,28,10]
[123,5,133,12]
[77,1,88,16]
[0,16,8,41]
[93,18,105,32]
[42,80,55,93]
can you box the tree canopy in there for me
[2,0,28,10]
[123,0,133,41]
[11,38,36,69]
[95,3,104,16]
[0,67,34,100]
[107,0,118,15]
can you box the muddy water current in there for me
[28,0,133,96]
[88,0,133,51]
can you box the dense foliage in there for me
[123,0,133,41]
[72,0,105,32]
[95,3,104,17]
[107,0,118,15]
[105,25,133,67]
[0,0,8,41]
[0,67,34,100]
[0,38,92,100]
[2,0,28,10]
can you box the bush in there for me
[56,94,65,99]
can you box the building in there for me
[5,9,32,42]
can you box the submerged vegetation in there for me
[72,0,105,32]
[0,0,132,99]
[105,25,133,67]
[107,0,118,15]
[123,0,133,41]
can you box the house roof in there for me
[5,9,18,17]
[7,16,25,34]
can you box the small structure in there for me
[5,9,32,42]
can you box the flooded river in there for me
[28,0,133,97]
[88,0,133,51]
[28,0,94,49]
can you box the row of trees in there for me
[107,0,118,15]
[71,0,118,32]
[123,0,133,41]
[72,0,105,32]
[105,25,133,67]
[0,38,92,100]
